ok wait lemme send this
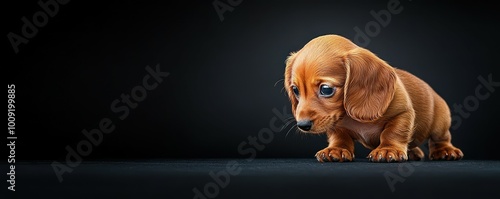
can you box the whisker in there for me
[280,119,296,131]
[274,79,284,87]
[280,87,287,94]
[285,124,297,139]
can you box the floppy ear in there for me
[284,52,298,115]
[343,48,396,122]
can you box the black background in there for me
[4,0,500,161]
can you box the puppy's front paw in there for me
[368,147,407,163]
[430,146,463,161]
[315,147,354,162]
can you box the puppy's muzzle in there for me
[297,120,313,131]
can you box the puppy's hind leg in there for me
[408,147,424,161]
[428,130,463,160]
[428,97,464,161]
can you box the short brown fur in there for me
[284,35,463,162]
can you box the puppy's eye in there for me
[319,84,335,97]
[291,85,300,97]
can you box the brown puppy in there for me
[284,35,463,162]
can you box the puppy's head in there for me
[284,35,396,133]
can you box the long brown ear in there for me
[343,48,396,122]
[284,52,298,115]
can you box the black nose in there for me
[297,120,313,131]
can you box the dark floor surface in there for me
[4,159,500,198]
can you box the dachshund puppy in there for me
[284,35,463,162]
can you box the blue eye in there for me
[319,84,335,97]
[291,85,299,97]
